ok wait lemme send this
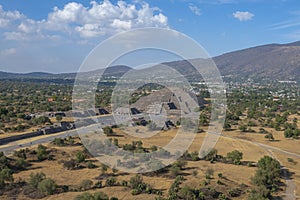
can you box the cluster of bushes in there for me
[122,140,145,153]
[74,191,118,200]
[200,148,245,166]
[158,174,231,200]
[238,125,256,133]
[169,159,187,178]
[0,150,30,190]
[129,174,156,195]
[52,137,75,146]
[23,172,57,198]
[284,127,300,139]
[168,175,184,200]
[63,150,89,170]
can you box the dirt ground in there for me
[6,127,280,200]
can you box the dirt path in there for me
[267,150,297,200]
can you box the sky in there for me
[0,0,300,73]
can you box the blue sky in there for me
[0,0,300,73]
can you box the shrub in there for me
[174,159,187,170]
[150,145,158,152]
[101,163,108,174]
[14,149,27,159]
[53,138,65,146]
[218,173,223,178]
[190,151,200,161]
[148,121,158,131]
[103,126,114,136]
[94,192,109,200]
[15,158,28,170]
[121,180,128,187]
[0,168,14,188]
[179,186,196,199]
[170,165,181,178]
[131,189,141,195]
[129,174,143,189]
[259,128,268,134]
[29,172,46,188]
[265,133,275,141]
[94,181,102,188]
[105,177,117,186]
[37,178,56,195]
[192,170,198,177]
[226,150,243,165]
[205,168,214,179]
[80,179,93,191]
[87,161,97,169]
[74,192,94,200]
[287,158,297,165]
[76,151,86,163]
[202,148,218,161]
[239,125,247,132]
[217,180,224,185]
[37,145,47,161]
[63,159,77,170]
[75,192,109,200]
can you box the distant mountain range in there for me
[0,65,131,80]
[214,41,300,81]
[1,41,300,82]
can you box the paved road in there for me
[0,115,116,155]
[0,114,150,155]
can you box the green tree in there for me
[205,167,214,179]
[179,186,195,200]
[101,163,108,175]
[265,133,275,141]
[94,192,109,200]
[76,151,86,163]
[55,115,63,122]
[15,158,28,170]
[37,178,57,195]
[37,145,47,161]
[29,172,46,188]
[0,168,14,188]
[239,125,247,132]
[227,150,243,165]
[202,148,218,161]
[129,174,143,189]
[252,156,281,190]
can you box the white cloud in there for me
[0,1,169,41]
[0,5,24,28]
[0,48,16,56]
[233,11,254,21]
[189,5,201,16]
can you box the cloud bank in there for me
[0,1,169,41]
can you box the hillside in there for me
[214,41,300,81]
[0,65,131,80]
[1,41,300,82]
